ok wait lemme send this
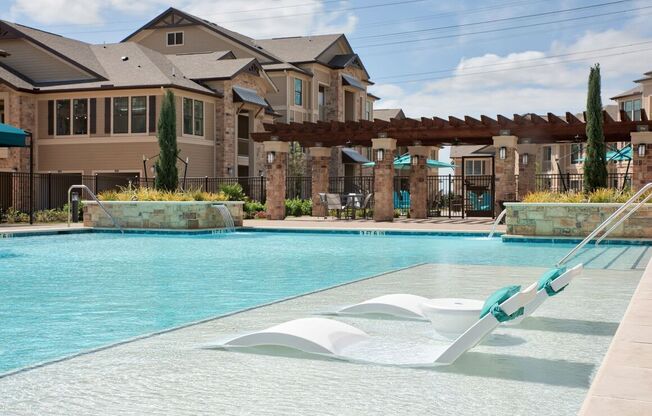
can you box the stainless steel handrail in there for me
[596,191,652,245]
[488,209,507,238]
[556,182,652,266]
[67,185,123,233]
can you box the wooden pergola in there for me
[252,110,652,146]
[253,110,652,222]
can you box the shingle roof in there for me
[373,109,405,121]
[261,62,312,75]
[254,34,343,63]
[2,21,107,79]
[36,43,215,95]
[450,145,492,158]
[610,85,643,100]
[0,65,34,90]
[166,54,257,80]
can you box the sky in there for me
[2,0,651,165]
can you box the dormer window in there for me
[167,32,184,46]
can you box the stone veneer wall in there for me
[0,85,35,171]
[84,201,243,229]
[506,203,652,238]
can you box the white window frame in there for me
[570,143,584,165]
[110,96,149,136]
[166,31,184,47]
[293,77,303,107]
[621,98,642,121]
[464,159,486,176]
[182,97,205,138]
[54,98,90,138]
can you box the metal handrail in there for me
[488,208,507,238]
[596,191,652,245]
[556,182,652,266]
[67,185,123,233]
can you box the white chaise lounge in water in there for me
[213,283,538,366]
[334,264,583,335]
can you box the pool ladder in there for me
[556,182,652,267]
[67,185,123,233]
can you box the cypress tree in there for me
[155,90,179,191]
[583,64,608,193]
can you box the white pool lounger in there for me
[214,283,538,367]
[336,264,584,324]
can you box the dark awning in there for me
[341,147,371,164]
[341,74,365,91]
[0,122,27,147]
[233,85,267,107]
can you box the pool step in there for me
[576,246,652,270]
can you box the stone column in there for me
[309,146,330,217]
[631,131,652,191]
[372,137,397,222]
[263,141,289,220]
[493,135,518,214]
[408,145,430,219]
[517,143,537,199]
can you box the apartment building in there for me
[0,7,377,179]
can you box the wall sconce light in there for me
[499,129,511,136]
[227,167,234,176]
[378,132,388,139]
[270,135,279,141]
[267,151,276,164]
[637,125,649,132]
[411,155,419,166]
[499,146,507,160]
[522,153,529,165]
[638,143,646,157]
[376,148,385,162]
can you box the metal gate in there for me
[427,174,494,218]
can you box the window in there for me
[72,99,88,135]
[183,98,204,136]
[464,159,486,176]
[294,78,303,106]
[112,96,147,134]
[166,32,183,46]
[130,96,147,134]
[318,86,325,120]
[112,97,129,134]
[365,100,372,121]
[238,113,250,157]
[56,99,71,135]
[571,143,583,164]
[621,98,642,121]
[543,146,552,162]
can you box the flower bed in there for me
[505,202,652,238]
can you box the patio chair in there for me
[360,193,373,219]
[211,282,538,366]
[324,193,347,219]
[333,264,583,331]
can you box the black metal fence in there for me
[328,176,374,196]
[536,173,631,193]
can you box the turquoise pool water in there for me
[0,231,647,374]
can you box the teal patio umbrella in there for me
[363,153,455,169]
[0,122,33,223]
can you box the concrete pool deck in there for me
[0,263,641,415]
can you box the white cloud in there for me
[5,0,357,38]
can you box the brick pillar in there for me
[264,141,289,220]
[493,135,518,214]
[408,145,430,219]
[310,146,330,217]
[372,137,396,222]
[517,143,537,199]
[631,131,652,191]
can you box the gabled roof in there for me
[122,7,282,63]
[255,34,343,64]
[0,65,33,91]
[373,109,405,121]
[166,54,259,81]
[610,85,643,100]
[261,62,312,76]
[1,21,107,80]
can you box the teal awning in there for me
[0,122,28,147]
[363,153,455,169]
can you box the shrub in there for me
[219,183,246,202]
[587,188,634,203]
[34,209,68,223]
[523,188,637,203]
[98,186,227,202]
[155,90,179,191]
[244,200,265,219]
[3,207,29,223]
[253,210,267,219]
[285,198,311,217]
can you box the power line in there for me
[354,5,652,48]
[351,0,632,40]
[374,40,652,80]
[380,46,652,85]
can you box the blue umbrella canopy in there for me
[578,144,632,163]
[363,154,455,169]
[0,122,28,147]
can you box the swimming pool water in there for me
[0,231,646,374]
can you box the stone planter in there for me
[83,201,244,230]
[505,203,652,238]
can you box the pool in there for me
[0,230,648,374]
